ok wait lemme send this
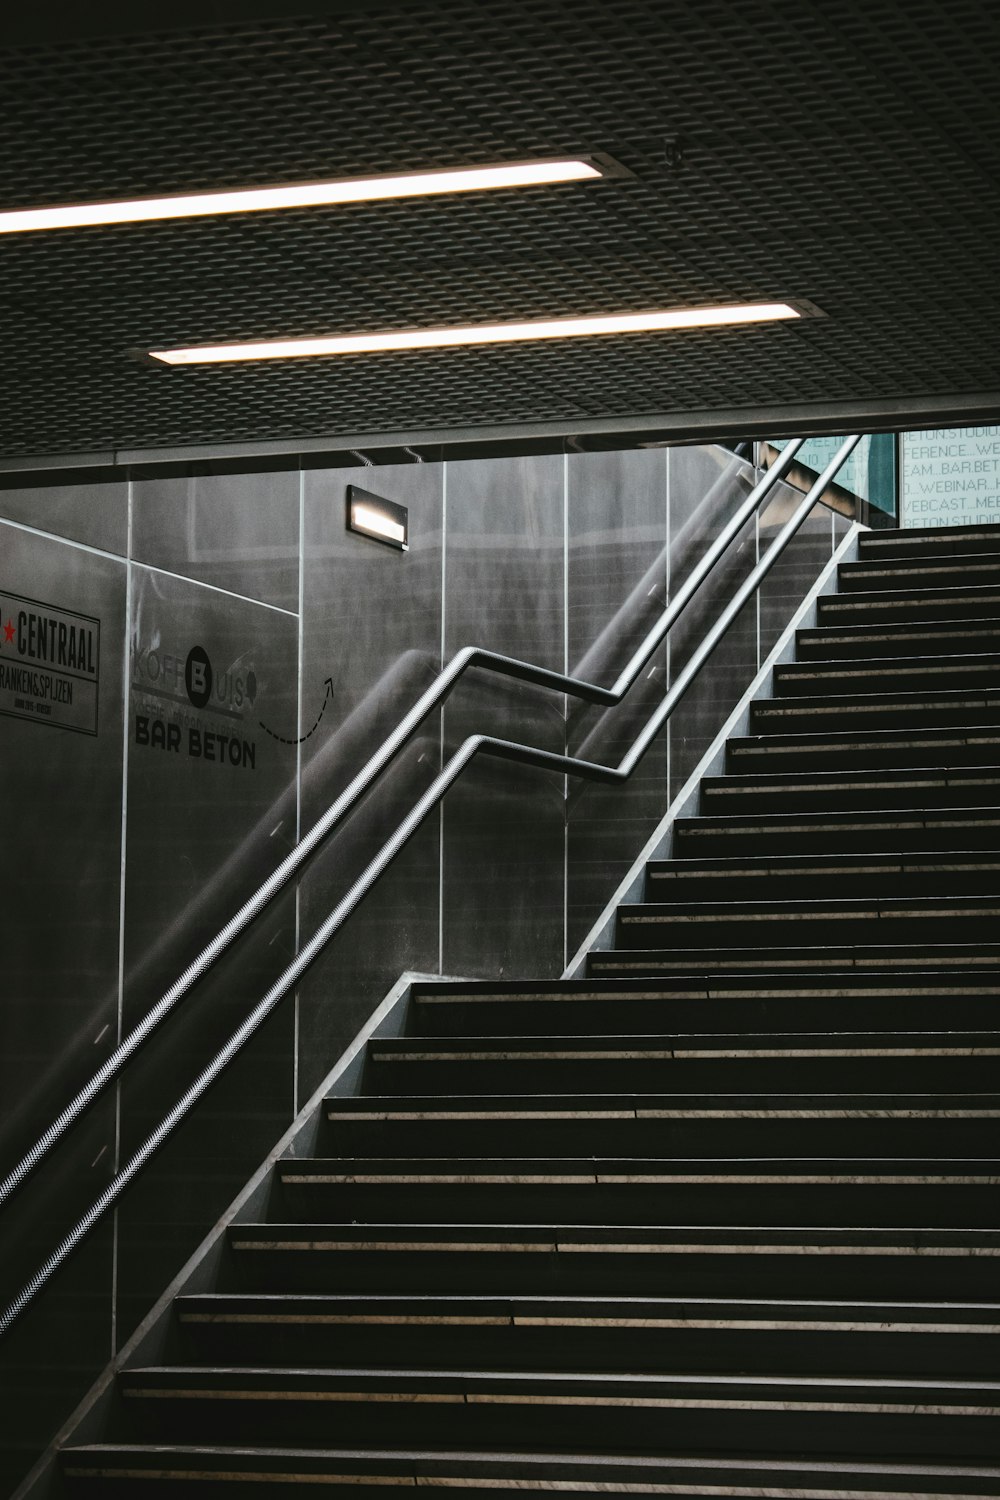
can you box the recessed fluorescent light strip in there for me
[0,159,603,234]
[149,304,800,365]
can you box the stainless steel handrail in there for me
[0,440,807,1212]
[0,435,860,1337]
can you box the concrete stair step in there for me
[816,582,1000,625]
[111,1364,1000,1457]
[750,687,1000,733]
[320,1090,1000,1157]
[615,894,1000,950]
[699,766,1000,813]
[61,1442,1000,1496]
[363,1030,1000,1093]
[225,1221,1000,1298]
[273,1153,1000,1226]
[173,1289,1000,1375]
[725,724,1000,774]
[672,804,1000,855]
[773,654,1000,697]
[838,556,1000,593]
[408,971,1000,1035]
[859,524,1000,560]
[588,942,1000,978]
[795,617,1000,661]
[646,850,1000,902]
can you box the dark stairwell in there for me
[35,523,1000,1495]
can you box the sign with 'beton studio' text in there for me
[902,426,1000,528]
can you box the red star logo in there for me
[2,618,14,644]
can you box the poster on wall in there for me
[902,426,1000,528]
[0,588,100,734]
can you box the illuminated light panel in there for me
[0,159,603,235]
[351,503,406,547]
[149,304,801,365]
[347,487,409,551]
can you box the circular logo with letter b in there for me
[185,645,213,708]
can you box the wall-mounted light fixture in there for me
[347,486,409,551]
[147,303,801,365]
[0,157,611,235]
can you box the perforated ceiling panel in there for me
[1,0,999,460]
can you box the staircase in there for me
[60,522,1000,1497]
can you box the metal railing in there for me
[0,433,859,1336]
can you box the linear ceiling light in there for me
[148,304,801,365]
[0,159,604,235]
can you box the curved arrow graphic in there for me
[259,678,334,745]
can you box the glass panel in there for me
[116,564,300,1347]
[667,448,758,801]
[900,425,1000,528]
[0,522,126,1491]
[566,449,667,955]
[0,473,128,555]
[131,466,301,612]
[757,489,834,661]
[0,1105,115,1496]
[770,434,897,518]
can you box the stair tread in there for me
[368,1031,1000,1053]
[326,1092,1000,1113]
[61,1440,1000,1487]
[727,723,1000,756]
[620,895,1000,918]
[589,943,1000,971]
[677,804,1000,830]
[410,972,1000,1002]
[701,767,1000,793]
[649,851,1000,875]
[278,1155,1000,1179]
[841,555,1000,575]
[820,581,1000,604]
[753,687,1000,711]
[175,1291,1000,1325]
[776,652,1000,675]
[800,617,1000,640]
[860,523,1000,548]
[229,1223,1000,1248]
[118,1365,1000,1401]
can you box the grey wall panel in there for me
[566,449,668,953]
[0,523,125,1180]
[0,1111,115,1496]
[124,564,299,1014]
[0,522,125,1493]
[442,455,564,979]
[0,476,128,555]
[297,462,443,1103]
[299,461,443,808]
[293,781,441,1104]
[118,564,299,1345]
[115,942,295,1345]
[131,467,300,611]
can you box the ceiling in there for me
[2,0,999,467]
